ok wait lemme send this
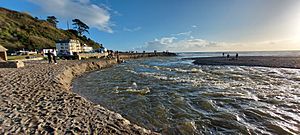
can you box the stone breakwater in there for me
[118,52,176,60]
[0,53,176,135]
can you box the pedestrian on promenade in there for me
[227,54,230,59]
[47,50,52,63]
[52,50,57,64]
[235,53,239,60]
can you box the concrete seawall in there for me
[0,53,175,134]
[57,59,118,91]
[0,61,24,68]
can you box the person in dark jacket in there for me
[51,50,57,64]
[47,50,52,63]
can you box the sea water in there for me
[72,52,300,134]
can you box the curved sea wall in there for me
[0,53,175,134]
[57,59,118,91]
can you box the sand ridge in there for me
[189,56,300,69]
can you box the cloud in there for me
[173,38,231,51]
[135,36,300,52]
[123,27,142,32]
[137,37,221,51]
[28,0,113,33]
[173,31,192,36]
[158,37,177,44]
[136,37,177,51]
[191,25,198,28]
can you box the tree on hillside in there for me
[72,19,89,36]
[46,16,59,28]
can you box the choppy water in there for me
[73,52,300,135]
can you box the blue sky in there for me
[1,0,300,51]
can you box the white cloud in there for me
[123,27,142,32]
[159,37,177,44]
[173,31,192,36]
[191,25,198,28]
[28,0,113,33]
[136,37,300,52]
[136,37,177,51]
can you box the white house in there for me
[82,44,93,53]
[56,39,82,55]
[95,47,107,53]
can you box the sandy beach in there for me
[188,56,300,69]
[0,57,162,134]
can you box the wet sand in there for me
[189,56,300,69]
[0,59,159,134]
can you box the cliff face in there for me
[0,7,101,51]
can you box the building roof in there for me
[0,45,8,51]
[56,39,71,43]
[56,39,79,43]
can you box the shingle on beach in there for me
[0,59,159,134]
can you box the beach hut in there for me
[0,45,8,61]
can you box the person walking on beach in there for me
[227,54,230,59]
[51,50,57,64]
[47,50,52,63]
[222,52,225,57]
[235,53,239,60]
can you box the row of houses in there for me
[1,39,106,61]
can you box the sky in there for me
[1,0,300,52]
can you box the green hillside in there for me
[0,7,102,51]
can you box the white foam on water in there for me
[125,87,151,94]
[132,82,138,89]
[153,66,160,70]
[173,68,188,73]
[190,68,203,73]
[126,69,138,74]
